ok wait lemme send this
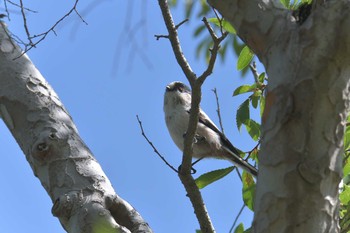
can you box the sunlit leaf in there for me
[236,99,250,131]
[251,94,260,109]
[234,223,244,233]
[340,184,350,205]
[260,96,266,117]
[245,119,260,141]
[280,0,290,8]
[208,18,236,34]
[195,166,234,189]
[242,171,256,211]
[237,46,254,71]
[258,72,266,83]
[233,84,257,96]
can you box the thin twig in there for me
[229,204,246,233]
[198,17,228,81]
[136,115,178,173]
[246,141,260,162]
[3,0,10,21]
[7,0,38,13]
[19,0,34,46]
[249,61,259,83]
[212,8,224,35]
[16,0,86,58]
[212,88,225,134]
[154,19,188,40]
[157,0,196,84]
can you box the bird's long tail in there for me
[222,145,258,177]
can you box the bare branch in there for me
[157,1,215,232]
[198,17,228,82]
[229,204,246,233]
[157,0,196,84]
[136,115,178,173]
[16,0,87,57]
[249,62,259,83]
[157,1,230,232]
[6,0,38,13]
[212,88,225,134]
[154,19,188,40]
[19,0,34,46]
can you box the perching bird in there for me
[163,81,258,177]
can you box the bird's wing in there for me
[193,110,258,177]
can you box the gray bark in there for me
[208,0,350,232]
[0,22,152,233]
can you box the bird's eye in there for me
[178,86,184,93]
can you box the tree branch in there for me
[136,115,178,173]
[157,1,230,232]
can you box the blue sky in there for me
[0,1,259,232]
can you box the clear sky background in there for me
[0,1,260,232]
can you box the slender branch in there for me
[154,19,188,40]
[249,62,259,83]
[19,0,34,46]
[157,0,196,85]
[16,0,87,57]
[212,88,225,134]
[136,115,178,173]
[229,204,246,233]
[6,0,38,13]
[157,1,215,232]
[198,17,228,82]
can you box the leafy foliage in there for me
[195,166,234,189]
[340,115,350,232]
[242,172,256,211]
[237,46,254,71]
[279,0,312,9]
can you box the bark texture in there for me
[208,0,350,232]
[0,22,152,233]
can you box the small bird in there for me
[163,81,258,177]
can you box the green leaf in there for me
[340,184,350,205]
[208,18,236,34]
[242,171,256,211]
[258,72,266,83]
[250,93,260,109]
[195,166,234,189]
[260,96,265,117]
[237,46,254,71]
[236,99,250,131]
[244,119,260,141]
[234,223,244,233]
[344,159,350,178]
[279,0,290,8]
[250,147,259,162]
[233,84,257,96]
[196,230,202,233]
[243,227,252,233]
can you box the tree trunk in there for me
[0,22,152,233]
[208,0,350,232]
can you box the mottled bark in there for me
[208,0,350,232]
[0,22,152,233]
